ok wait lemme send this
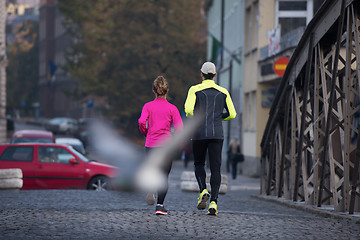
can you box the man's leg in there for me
[207,139,223,203]
[192,140,208,191]
[193,139,211,210]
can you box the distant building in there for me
[206,0,245,153]
[7,0,38,14]
[205,0,244,176]
[7,0,39,19]
[6,0,39,34]
[38,0,84,118]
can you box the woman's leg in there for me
[157,159,173,204]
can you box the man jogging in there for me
[184,61,236,215]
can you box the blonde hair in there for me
[153,76,169,97]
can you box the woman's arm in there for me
[138,105,149,136]
[172,107,184,132]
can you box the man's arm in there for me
[223,92,236,121]
[184,87,196,118]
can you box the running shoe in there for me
[155,204,168,215]
[207,201,218,215]
[146,193,155,205]
[197,189,210,210]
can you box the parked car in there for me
[0,143,118,190]
[11,130,55,143]
[45,117,79,135]
[75,118,91,148]
[55,137,86,155]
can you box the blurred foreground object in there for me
[88,115,203,192]
[135,115,203,193]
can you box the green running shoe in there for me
[197,189,210,210]
[207,201,218,215]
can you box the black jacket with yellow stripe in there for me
[184,79,236,140]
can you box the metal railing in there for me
[261,0,360,214]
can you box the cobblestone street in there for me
[0,160,359,240]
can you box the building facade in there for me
[208,0,325,176]
[206,0,245,172]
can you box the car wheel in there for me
[87,176,111,191]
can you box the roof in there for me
[55,138,83,145]
[12,130,54,139]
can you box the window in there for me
[278,18,306,37]
[275,0,313,37]
[245,2,259,52]
[38,147,75,164]
[253,92,257,131]
[245,91,257,131]
[279,1,307,10]
[0,147,33,162]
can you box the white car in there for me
[55,137,86,155]
[46,117,79,135]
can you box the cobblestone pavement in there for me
[0,161,359,240]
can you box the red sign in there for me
[273,57,290,77]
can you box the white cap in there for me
[200,62,216,74]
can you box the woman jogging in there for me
[138,75,183,215]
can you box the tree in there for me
[58,0,207,135]
[6,20,39,117]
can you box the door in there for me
[35,146,87,189]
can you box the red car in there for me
[0,143,119,190]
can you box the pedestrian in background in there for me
[138,76,183,215]
[227,138,243,179]
[182,140,192,168]
[184,62,236,215]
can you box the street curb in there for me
[251,194,360,223]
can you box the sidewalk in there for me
[254,194,360,221]
[174,160,360,222]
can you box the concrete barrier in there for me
[180,171,228,194]
[0,169,23,190]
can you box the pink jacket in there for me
[138,98,183,147]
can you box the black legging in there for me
[192,139,223,203]
[145,147,173,205]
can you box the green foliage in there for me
[6,20,39,116]
[58,0,206,134]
